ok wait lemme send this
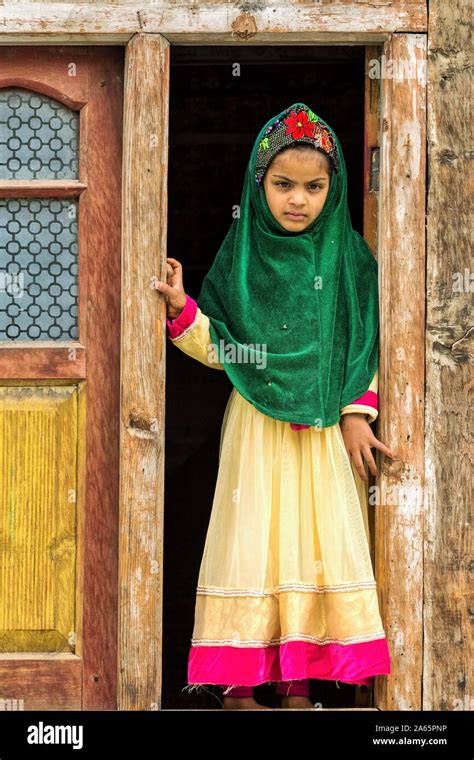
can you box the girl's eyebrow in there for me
[271,174,327,182]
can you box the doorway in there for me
[163,44,371,709]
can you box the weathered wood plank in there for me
[424,0,472,712]
[0,346,86,378]
[79,47,124,710]
[0,180,87,197]
[0,2,427,43]
[0,656,82,710]
[0,46,89,102]
[375,33,427,711]
[119,32,169,711]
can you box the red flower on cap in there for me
[284,109,316,140]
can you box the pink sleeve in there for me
[343,389,379,415]
[166,294,198,339]
[349,389,378,411]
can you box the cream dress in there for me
[169,303,391,689]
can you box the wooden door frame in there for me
[0,2,427,712]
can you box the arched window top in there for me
[0,87,79,180]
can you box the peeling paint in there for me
[231,11,257,39]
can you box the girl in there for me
[155,103,395,710]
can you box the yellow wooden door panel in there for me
[0,385,77,652]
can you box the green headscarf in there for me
[197,102,379,428]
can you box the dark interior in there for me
[163,44,371,710]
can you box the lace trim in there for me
[196,580,377,597]
[191,630,387,647]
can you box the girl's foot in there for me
[223,696,272,710]
[280,695,314,709]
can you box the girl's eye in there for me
[275,182,322,190]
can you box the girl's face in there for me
[262,149,331,231]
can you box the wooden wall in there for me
[425,0,472,712]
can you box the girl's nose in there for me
[289,193,307,205]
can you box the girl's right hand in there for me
[153,257,187,320]
[339,413,396,482]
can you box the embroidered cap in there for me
[255,103,339,189]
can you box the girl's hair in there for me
[270,141,334,178]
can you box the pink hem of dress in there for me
[188,637,391,688]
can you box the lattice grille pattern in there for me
[0,87,79,179]
[0,198,79,341]
[0,87,80,341]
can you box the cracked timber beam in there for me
[376,32,427,711]
[119,32,169,711]
[0,1,426,44]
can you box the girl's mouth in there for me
[285,213,306,220]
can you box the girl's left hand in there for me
[339,413,395,482]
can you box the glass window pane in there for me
[0,87,79,179]
[0,198,78,341]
